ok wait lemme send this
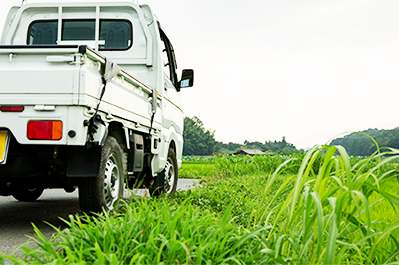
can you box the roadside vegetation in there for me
[2,144,399,264]
[179,156,216,179]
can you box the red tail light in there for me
[27,121,63,140]
[0,106,24,112]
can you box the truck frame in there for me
[0,0,193,213]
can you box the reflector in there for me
[27,121,62,140]
[0,106,24,112]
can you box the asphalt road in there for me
[0,179,201,257]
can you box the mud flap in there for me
[67,145,102,177]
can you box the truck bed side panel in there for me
[0,52,79,105]
[79,62,159,130]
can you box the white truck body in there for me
[0,0,193,212]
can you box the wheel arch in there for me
[107,122,128,151]
[162,125,183,169]
[169,139,176,153]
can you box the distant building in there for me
[233,149,267,156]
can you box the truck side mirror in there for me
[178,69,194,90]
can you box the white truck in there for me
[0,0,193,213]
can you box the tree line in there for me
[183,116,399,156]
[329,127,399,156]
[183,116,300,156]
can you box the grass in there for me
[178,147,399,264]
[179,155,216,179]
[1,199,270,264]
[2,145,399,264]
[179,153,303,179]
[179,163,216,179]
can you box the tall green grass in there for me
[177,145,399,264]
[257,145,399,263]
[1,199,270,264]
[2,145,399,264]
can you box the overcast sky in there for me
[2,0,399,149]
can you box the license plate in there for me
[0,131,10,164]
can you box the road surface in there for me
[0,179,201,257]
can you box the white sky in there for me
[2,0,399,149]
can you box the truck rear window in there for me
[62,20,95,41]
[28,20,132,50]
[28,21,58,45]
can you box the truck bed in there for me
[0,45,162,145]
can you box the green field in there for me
[2,145,399,264]
[179,156,216,179]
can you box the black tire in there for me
[149,148,178,196]
[12,187,44,202]
[79,137,125,214]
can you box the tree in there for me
[330,127,399,156]
[183,116,219,156]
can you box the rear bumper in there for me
[0,134,65,178]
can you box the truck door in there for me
[159,29,184,134]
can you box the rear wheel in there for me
[12,187,44,202]
[149,148,178,196]
[79,137,124,214]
